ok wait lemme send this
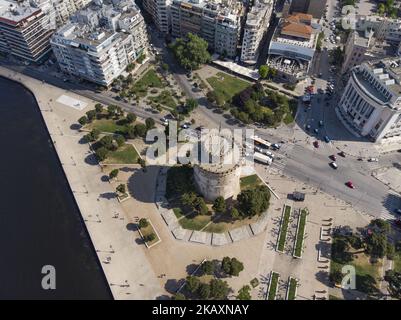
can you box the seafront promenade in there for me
[0,66,165,299]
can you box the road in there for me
[1,25,400,220]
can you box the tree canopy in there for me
[169,33,211,70]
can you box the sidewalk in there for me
[0,66,165,299]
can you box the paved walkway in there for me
[0,66,165,299]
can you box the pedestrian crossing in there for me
[380,191,401,221]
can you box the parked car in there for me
[324,136,330,143]
[394,209,401,215]
[368,158,379,162]
[319,120,324,126]
[313,141,319,148]
[338,151,346,157]
[314,128,319,134]
[330,162,338,169]
[346,181,355,189]
[330,154,336,161]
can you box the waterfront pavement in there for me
[0,66,165,299]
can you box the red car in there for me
[313,141,319,148]
[346,181,355,189]
[330,154,337,161]
[338,151,346,157]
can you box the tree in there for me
[125,125,136,139]
[209,279,230,299]
[186,276,200,293]
[86,110,96,122]
[95,147,108,161]
[115,135,125,147]
[107,105,117,118]
[134,123,147,138]
[109,169,119,180]
[231,208,240,220]
[116,184,126,194]
[145,117,156,130]
[78,116,88,126]
[169,33,211,70]
[161,63,169,71]
[185,98,198,113]
[138,218,149,229]
[201,261,215,275]
[181,192,197,207]
[137,158,146,171]
[221,257,231,275]
[198,283,211,299]
[330,270,343,285]
[95,103,103,113]
[212,196,226,214]
[237,285,251,300]
[173,293,186,300]
[384,270,401,299]
[126,113,136,123]
[259,65,269,79]
[237,185,270,217]
[99,135,115,150]
[194,197,208,215]
[229,258,244,277]
[365,232,388,258]
[84,129,100,142]
[145,233,156,242]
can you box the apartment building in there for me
[338,59,401,142]
[240,0,273,65]
[342,30,373,73]
[50,0,149,86]
[143,0,171,33]
[0,0,55,62]
[356,15,401,44]
[170,0,244,58]
[267,12,318,82]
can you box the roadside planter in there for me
[138,219,161,249]
[276,205,292,253]
[293,208,308,258]
[267,271,280,300]
[286,277,298,300]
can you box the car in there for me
[195,126,205,131]
[314,128,319,134]
[368,157,379,162]
[324,136,330,143]
[63,78,69,82]
[306,124,311,130]
[330,162,338,169]
[338,151,346,157]
[319,120,324,126]
[181,123,190,129]
[330,154,336,161]
[394,209,401,215]
[272,143,281,150]
[346,181,355,189]
[313,141,319,148]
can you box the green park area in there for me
[166,166,270,233]
[132,69,163,97]
[149,90,177,110]
[206,72,250,105]
[240,174,263,190]
[138,218,159,247]
[102,144,139,164]
[87,119,129,135]
[328,219,400,297]
[277,205,291,252]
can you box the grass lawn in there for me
[140,222,159,247]
[132,69,163,97]
[240,174,262,190]
[277,205,292,252]
[293,208,308,257]
[207,72,250,103]
[150,90,177,110]
[87,119,128,135]
[287,278,297,300]
[103,144,139,164]
[268,272,279,300]
[203,221,226,233]
[330,252,382,295]
[178,214,211,231]
[283,100,298,125]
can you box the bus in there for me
[250,135,272,149]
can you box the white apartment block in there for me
[0,0,55,62]
[356,15,401,44]
[170,0,244,58]
[50,0,149,86]
[143,0,171,33]
[240,0,273,65]
[338,59,401,143]
[341,30,373,73]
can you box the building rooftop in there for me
[0,0,42,24]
